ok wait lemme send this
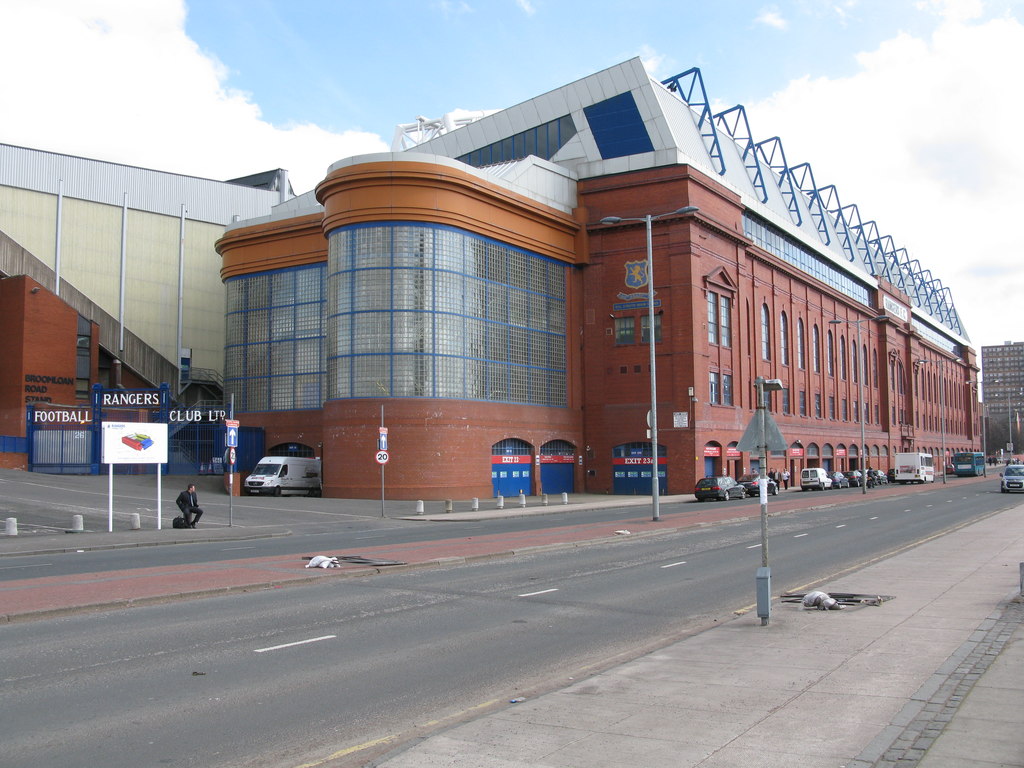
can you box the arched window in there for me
[779,311,789,365]
[760,304,771,361]
[827,330,835,376]
[840,335,848,380]
[873,350,879,388]
[812,324,821,373]
[851,340,859,383]
[796,318,806,369]
[862,344,869,386]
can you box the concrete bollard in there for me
[497,495,504,509]
[519,492,526,508]
[542,493,549,506]
[415,500,424,515]
[471,497,479,511]
[445,499,453,514]
[5,517,17,536]
[70,514,84,532]
[130,513,141,530]
[1020,562,1023,597]
[562,492,568,505]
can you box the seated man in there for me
[175,483,204,528]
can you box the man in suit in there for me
[175,483,204,528]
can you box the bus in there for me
[894,452,935,484]
[952,451,986,477]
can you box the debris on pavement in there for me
[781,591,893,609]
[302,554,407,567]
[614,529,631,535]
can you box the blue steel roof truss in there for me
[654,65,964,341]
[818,186,859,263]
[790,163,830,247]
[714,105,768,202]
[755,137,803,227]
[662,68,726,176]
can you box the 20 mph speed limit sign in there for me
[375,450,390,464]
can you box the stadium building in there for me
[217,58,980,499]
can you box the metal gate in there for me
[539,439,575,495]
[491,438,533,497]
[612,441,666,495]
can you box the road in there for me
[0,478,1008,768]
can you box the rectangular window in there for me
[814,393,822,418]
[842,398,849,421]
[722,373,733,406]
[707,291,718,344]
[719,296,731,348]
[799,390,807,417]
[829,395,836,420]
[782,389,791,415]
[709,371,720,404]
[640,314,662,344]
[614,316,635,345]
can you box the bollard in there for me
[519,492,526,508]
[497,495,504,509]
[415,500,424,515]
[756,566,772,626]
[445,499,453,514]
[562,492,568,505]
[471,497,479,511]
[1020,562,1023,597]
[542,493,549,506]
[70,514,84,532]
[5,517,17,536]
[130,513,141,530]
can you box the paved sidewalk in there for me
[368,507,1024,768]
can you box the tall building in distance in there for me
[981,341,1024,458]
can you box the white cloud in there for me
[745,11,1024,350]
[0,0,387,193]
[755,7,789,30]
[515,0,537,15]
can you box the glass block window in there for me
[326,223,567,407]
[224,264,325,413]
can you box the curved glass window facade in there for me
[326,223,567,407]
[224,264,325,412]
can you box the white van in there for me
[800,467,833,491]
[244,456,322,497]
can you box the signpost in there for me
[737,378,787,625]
[101,421,169,531]
[225,418,239,527]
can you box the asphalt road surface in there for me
[0,479,1008,768]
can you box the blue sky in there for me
[1,0,1023,353]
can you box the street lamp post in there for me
[601,206,699,522]
[830,316,886,494]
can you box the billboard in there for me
[101,422,168,465]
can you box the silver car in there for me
[1000,465,1024,493]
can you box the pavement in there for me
[1,476,1022,767]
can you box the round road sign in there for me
[375,450,390,464]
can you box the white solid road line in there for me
[254,635,337,653]
[518,588,559,597]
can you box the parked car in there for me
[694,476,746,501]
[830,471,850,489]
[736,474,779,497]
[1000,465,1024,493]
[843,470,863,487]
[800,467,833,491]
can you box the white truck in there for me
[244,456,322,496]
[894,452,935,484]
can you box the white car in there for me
[1000,465,1024,493]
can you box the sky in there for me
[0,0,1021,356]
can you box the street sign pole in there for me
[380,405,385,518]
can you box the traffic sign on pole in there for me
[376,450,390,465]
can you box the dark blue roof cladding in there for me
[583,92,654,159]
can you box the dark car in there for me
[736,474,779,497]
[843,470,863,487]
[830,471,850,489]
[887,468,898,483]
[694,476,746,501]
